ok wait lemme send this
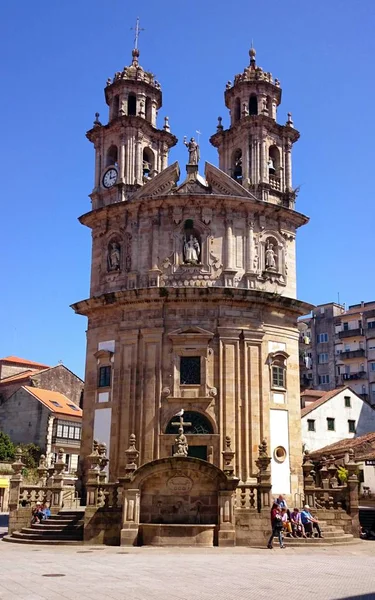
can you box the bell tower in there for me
[210,47,299,208]
[87,39,177,209]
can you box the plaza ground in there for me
[1,515,375,600]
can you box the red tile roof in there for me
[0,370,40,384]
[0,356,50,368]
[301,390,325,398]
[23,386,82,418]
[301,386,355,417]
[342,302,375,316]
[308,432,375,461]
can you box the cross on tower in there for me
[131,17,144,50]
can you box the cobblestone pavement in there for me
[0,536,375,600]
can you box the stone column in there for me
[138,328,163,463]
[284,139,292,190]
[225,215,234,270]
[346,449,360,536]
[151,100,158,127]
[8,448,25,534]
[120,489,141,546]
[94,141,102,190]
[119,136,126,183]
[51,448,66,511]
[160,142,168,171]
[242,138,250,186]
[245,217,254,273]
[261,138,267,182]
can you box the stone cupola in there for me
[86,47,177,208]
[210,47,299,208]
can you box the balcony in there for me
[339,348,366,360]
[338,328,363,339]
[341,371,367,381]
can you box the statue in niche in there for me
[183,137,200,165]
[183,235,200,264]
[108,242,121,271]
[265,240,277,270]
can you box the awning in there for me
[0,478,9,488]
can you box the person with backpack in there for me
[267,502,285,549]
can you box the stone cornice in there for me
[210,115,300,147]
[86,116,178,148]
[78,191,309,230]
[71,287,314,319]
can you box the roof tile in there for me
[23,386,82,417]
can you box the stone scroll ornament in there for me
[108,242,121,271]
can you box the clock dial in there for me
[103,168,118,188]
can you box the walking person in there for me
[267,503,285,549]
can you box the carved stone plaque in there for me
[167,475,193,493]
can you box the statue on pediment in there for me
[184,137,200,165]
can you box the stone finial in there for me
[11,447,25,476]
[106,77,112,86]
[163,116,170,132]
[88,439,101,471]
[216,116,223,132]
[54,448,66,476]
[258,439,268,458]
[222,436,235,477]
[226,81,232,90]
[98,442,109,472]
[94,112,101,127]
[131,48,140,67]
[286,112,294,127]
[124,433,140,476]
[242,103,249,117]
[249,45,256,67]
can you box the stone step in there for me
[12,530,82,541]
[31,523,83,531]
[2,535,82,546]
[40,519,84,526]
[284,534,357,546]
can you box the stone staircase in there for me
[283,520,357,546]
[3,510,84,545]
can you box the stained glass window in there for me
[165,411,213,435]
[180,357,201,385]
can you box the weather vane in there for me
[131,17,144,50]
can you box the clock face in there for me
[102,168,118,188]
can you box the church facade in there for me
[72,44,312,504]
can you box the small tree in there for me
[0,432,15,461]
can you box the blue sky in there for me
[1,0,374,378]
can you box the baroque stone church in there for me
[72,40,312,543]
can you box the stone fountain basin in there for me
[139,523,216,546]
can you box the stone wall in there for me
[84,507,121,545]
[0,388,49,448]
[32,365,83,408]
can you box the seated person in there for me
[31,502,44,524]
[281,507,292,536]
[290,507,306,538]
[42,502,51,520]
[301,504,323,538]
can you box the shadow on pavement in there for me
[334,595,375,599]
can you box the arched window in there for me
[268,145,280,176]
[127,93,136,116]
[234,98,241,122]
[112,95,119,119]
[143,147,155,178]
[269,353,288,389]
[165,411,213,434]
[249,94,258,116]
[106,145,118,167]
[232,149,242,182]
[145,96,152,122]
